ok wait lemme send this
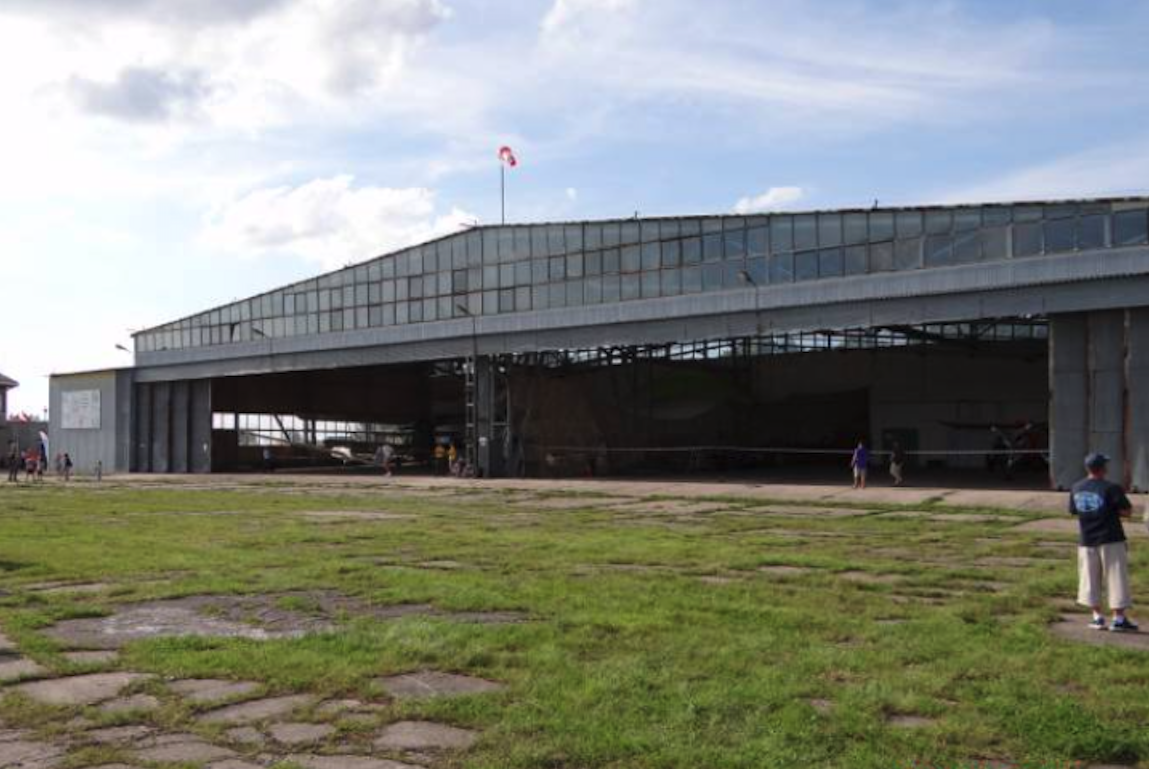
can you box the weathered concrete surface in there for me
[86,725,155,744]
[98,694,160,714]
[0,657,47,683]
[134,734,236,763]
[1015,518,1148,538]
[0,738,65,769]
[285,755,425,769]
[223,727,264,745]
[374,721,477,751]
[13,672,149,706]
[267,723,334,745]
[169,679,261,704]
[1050,615,1149,651]
[376,672,504,701]
[199,695,313,724]
[61,651,118,666]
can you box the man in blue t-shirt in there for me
[1069,453,1138,632]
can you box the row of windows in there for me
[137,206,1149,352]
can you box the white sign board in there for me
[62,390,101,430]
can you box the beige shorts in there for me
[1077,541,1132,610]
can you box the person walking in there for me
[381,444,395,478]
[63,453,73,481]
[850,440,869,490]
[433,442,447,476]
[889,442,906,487]
[1069,453,1138,632]
[6,442,18,483]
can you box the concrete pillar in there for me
[1126,309,1149,491]
[1049,314,1088,490]
[134,383,152,472]
[475,356,495,478]
[1088,310,1126,477]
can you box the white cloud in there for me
[204,175,477,268]
[733,187,805,214]
[565,187,579,201]
[541,0,637,38]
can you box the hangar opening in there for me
[187,318,1050,484]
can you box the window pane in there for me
[1044,217,1075,253]
[896,211,922,239]
[925,210,952,235]
[640,221,659,242]
[1113,209,1148,246]
[869,242,894,272]
[982,226,1009,260]
[567,253,584,278]
[723,228,746,259]
[621,273,641,300]
[682,237,702,265]
[818,214,842,248]
[661,268,682,296]
[924,235,954,267]
[515,286,531,311]
[869,212,894,242]
[585,251,603,275]
[794,215,817,250]
[954,209,981,231]
[770,252,794,283]
[843,213,867,245]
[818,248,843,277]
[843,245,866,275]
[1014,222,1044,257]
[953,230,980,264]
[640,271,659,298]
[602,274,621,302]
[1077,214,1107,250]
[702,262,723,291]
[661,240,682,267]
[602,222,621,247]
[641,242,660,270]
[771,216,793,252]
[894,238,921,270]
[703,233,723,262]
[603,248,621,273]
[566,280,584,305]
[621,245,641,272]
[584,277,602,304]
[795,251,819,281]
[747,226,768,257]
[682,266,703,293]
[621,221,640,245]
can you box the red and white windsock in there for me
[498,145,518,168]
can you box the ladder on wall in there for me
[464,356,477,472]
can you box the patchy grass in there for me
[0,481,1145,769]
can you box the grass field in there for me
[0,480,1145,769]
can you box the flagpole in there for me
[500,163,506,225]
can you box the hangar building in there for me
[48,197,1149,490]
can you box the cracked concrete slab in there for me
[267,723,334,746]
[13,672,149,706]
[98,694,160,714]
[86,726,155,745]
[376,672,504,701]
[0,739,65,769]
[0,658,47,683]
[374,721,477,751]
[169,679,261,704]
[199,694,313,725]
[134,734,236,763]
[285,755,426,769]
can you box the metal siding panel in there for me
[1126,308,1149,491]
[1049,314,1088,489]
[170,381,190,473]
[1088,311,1126,478]
[151,382,171,473]
[190,379,212,473]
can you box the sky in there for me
[2,0,1149,416]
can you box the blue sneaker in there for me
[1110,617,1139,633]
[1088,617,1108,631]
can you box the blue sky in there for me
[2,0,1149,414]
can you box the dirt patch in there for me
[376,672,505,701]
[1049,614,1149,651]
[615,500,731,516]
[974,556,1053,568]
[512,496,631,510]
[808,699,833,714]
